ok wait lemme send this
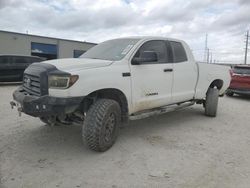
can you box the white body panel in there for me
[44,36,230,115]
[172,61,198,103]
[195,63,231,99]
[171,41,198,103]
[48,60,133,113]
[130,63,173,112]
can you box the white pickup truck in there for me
[11,37,230,152]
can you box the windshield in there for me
[80,38,140,61]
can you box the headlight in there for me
[49,75,79,89]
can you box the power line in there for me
[210,52,243,55]
[215,60,243,62]
[193,51,243,55]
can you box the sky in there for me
[0,0,250,63]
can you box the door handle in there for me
[163,68,173,72]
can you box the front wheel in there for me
[205,88,219,117]
[83,99,121,152]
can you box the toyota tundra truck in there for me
[11,37,231,152]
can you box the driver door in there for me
[130,40,173,113]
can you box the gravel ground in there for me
[0,85,250,188]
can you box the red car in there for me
[226,65,250,96]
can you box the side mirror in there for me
[131,51,158,65]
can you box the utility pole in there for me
[244,30,249,64]
[210,52,213,63]
[204,33,208,62]
[207,48,210,63]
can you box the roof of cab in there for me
[106,36,184,43]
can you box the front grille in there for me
[23,74,41,96]
[21,62,56,96]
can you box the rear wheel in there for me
[205,88,219,117]
[83,99,121,152]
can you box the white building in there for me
[0,30,96,60]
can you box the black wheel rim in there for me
[104,112,116,143]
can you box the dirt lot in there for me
[0,85,250,188]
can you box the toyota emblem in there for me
[26,78,31,87]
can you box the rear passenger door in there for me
[170,41,197,103]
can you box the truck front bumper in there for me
[12,87,84,117]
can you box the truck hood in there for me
[43,58,113,73]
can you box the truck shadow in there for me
[1,106,209,188]
[122,107,206,137]
[20,106,206,155]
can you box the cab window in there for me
[133,40,168,64]
[170,41,187,63]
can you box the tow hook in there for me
[10,101,16,109]
[17,107,22,117]
[10,101,22,117]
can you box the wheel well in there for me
[83,88,128,123]
[209,79,223,90]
